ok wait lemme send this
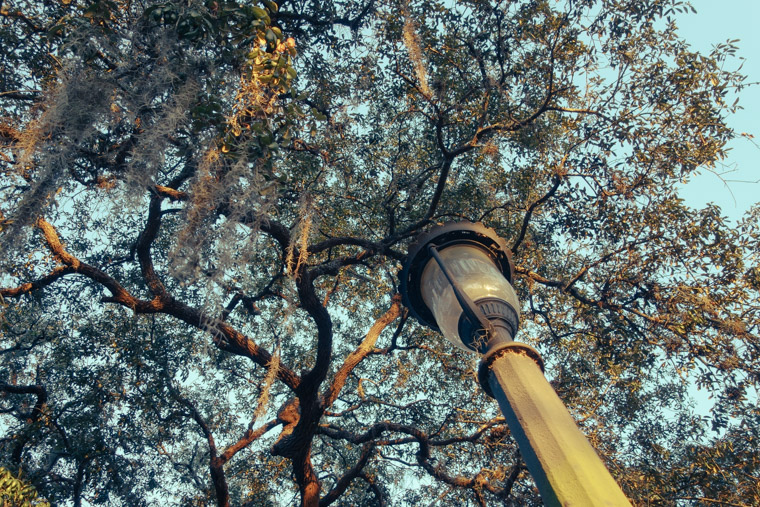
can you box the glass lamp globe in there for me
[401,222,520,353]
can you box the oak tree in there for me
[1,0,758,505]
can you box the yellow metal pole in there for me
[481,344,631,506]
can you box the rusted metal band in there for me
[478,342,545,398]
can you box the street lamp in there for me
[400,221,631,507]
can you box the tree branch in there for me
[318,443,375,506]
[511,174,562,254]
[277,1,375,32]
[135,195,168,297]
[172,389,230,507]
[321,295,402,409]
[0,90,39,101]
[0,7,44,32]
[308,236,404,261]
[37,218,156,310]
[220,419,279,463]
[33,218,302,390]
[0,266,75,298]
[0,382,48,464]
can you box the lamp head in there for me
[400,221,518,352]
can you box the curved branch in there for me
[424,157,453,221]
[36,218,154,310]
[319,419,505,448]
[162,299,302,391]
[415,443,499,494]
[32,218,303,390]
[0,266,75,298]
[359,472,387,506]
[220,419,279,463]
[173,389,229,507]
[321,295,402,409]
[270,263,335,505]
[135,195,168,297]
[295,270,333,397]
[308,236,404,261]
[511,174,562,254]
[259,217,293,254]
[0,383,48,464]
[319,419,514,496]
[318,443,375,506]
[501,459,525,500]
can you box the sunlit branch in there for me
[220,419,279,463]
[33,217,303,390]
[321,296,402,409]
[0,266,75,298]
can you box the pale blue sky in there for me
[672,1,759,421]
[677,0,760,222]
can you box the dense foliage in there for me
[0,466,49,506]
[1,0,758,505]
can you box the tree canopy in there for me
[1,0,758,505]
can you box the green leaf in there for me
[251,6,269,22]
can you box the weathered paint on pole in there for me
[486,348,632,506]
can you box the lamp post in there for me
[400,221,631,506]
